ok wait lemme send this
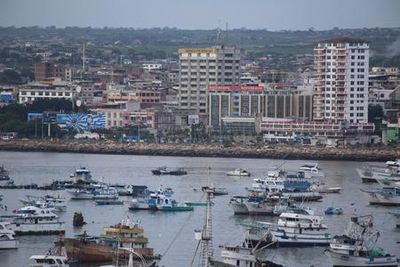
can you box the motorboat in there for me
[129,189,193,212]
[325,207,343,215]
[70,166,96,184]
[226,168,251,177]
[0,221,18,249]
[299,163,324,178]
[1,206,65,235]
[29,255,69,267]
[327,215,398,267]
[19,195,67,212]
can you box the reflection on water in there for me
[0,151,398,267]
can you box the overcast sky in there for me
[0,0,399,30]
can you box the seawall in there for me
[0,140,399,162]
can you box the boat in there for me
[19,195,67,212]
[0,221,18,249]
[327,215,398,267]
[211,244,284,267]
[226,168,251,177]
[201,186,228,196]
[60,218,161,265]
[324,207,343,215]
[282,191,323,202]
[185,201,209,206]
[1,206,65,235]
[357,167,400,183]
[151,166,187,176]
[362,186,400,206]
[129,189,193,212]
[68,186,119,200]
[70,166,96,183]
[299,163,324,179]
[29,255,69,267]
[29,244,69,267]
[96,200,124,205]
[246,212,331,247]
[229,195,289,216]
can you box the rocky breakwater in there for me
[0,139,399,161]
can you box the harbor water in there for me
[0,151,399,267]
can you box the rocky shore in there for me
[0,139,399,162]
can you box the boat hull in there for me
[329,250,398,267]
[62,238,159,263]
[0,239,18,249]
[369,196,400,206]
[9,222,65,235]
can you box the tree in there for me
[0,69,23,84]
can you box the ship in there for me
[59,218,161,265]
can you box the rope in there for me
[162,209,195,257]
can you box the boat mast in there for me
[200,167,213,267]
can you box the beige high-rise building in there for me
[314,38,369,123]
[178,46,241,117]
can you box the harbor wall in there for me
[0,140,399,162]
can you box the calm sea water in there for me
[0,151,399,267]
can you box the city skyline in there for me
[0,0,399,30]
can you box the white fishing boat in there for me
[1,206,65,235]
[0,221,18,249]
[247,212,331,247]
[327,215,398,267]
[227,168,251,177]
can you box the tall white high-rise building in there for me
[314,38,369,123]
[178,46,241,117]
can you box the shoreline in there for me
[0,140,399,162]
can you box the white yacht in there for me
[299,163,324,179]
[3,206,65,235]
[29,255,69,267]
[0,221,18,249]
[20,195,67,212]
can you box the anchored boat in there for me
[327,215,398,267]
[0,221,18,249]
[1,206,65,235]
[60,218,160,265]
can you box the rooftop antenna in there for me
[82,42,86,80]
[216,20,222,46]
[225,22,229,45]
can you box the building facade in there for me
[178,46,241,117]
[18,82,74,104]
[314,38,369,123]
[208,85,313,128]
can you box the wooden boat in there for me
[60,218,160,264]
